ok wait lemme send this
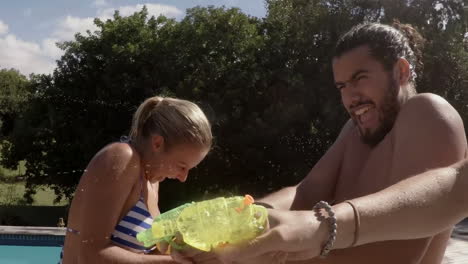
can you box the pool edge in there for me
[0,225,65,246]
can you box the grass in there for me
[0,182,67,206]
[0,151,66,206]
[0,143,66,206]
[0,161,26,178]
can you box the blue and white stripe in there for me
[111,198,155,253]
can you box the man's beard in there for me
[358,79,400,147]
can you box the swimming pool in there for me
[0,226,64,264]
[0,245,62,264]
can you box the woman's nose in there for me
[177,170,188,182]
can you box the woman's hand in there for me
[215,209,327,263]
[168,243,224,264]
[153,235,196,264]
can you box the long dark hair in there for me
[334,21,426,85]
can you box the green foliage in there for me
[1,2,467,210]
[0,69,30,136]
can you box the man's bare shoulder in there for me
[391,93,466,174]
[395,93,464,134]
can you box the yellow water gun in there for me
[136,195,268,253]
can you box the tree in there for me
[2,8,176,202]
[2,2,468,209]
[0,68,30,137]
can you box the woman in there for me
[61,96,212,264]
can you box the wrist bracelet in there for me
[344,200,360,247]
[313,201,337,258]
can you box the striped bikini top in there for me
[110,137,156,253]
[110,195,155,253]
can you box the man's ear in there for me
[394,57,411,86]
[151,135,165,152]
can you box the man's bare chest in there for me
[334,130,396,202]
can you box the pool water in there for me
[0,245,61,264]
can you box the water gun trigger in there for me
[156,238,185,254]
[156,242,170,255]
[166,244,172,255]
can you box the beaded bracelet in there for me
[313,201,337,258]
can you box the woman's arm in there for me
[91,246,182,264]
[65,143,180,264]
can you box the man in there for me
[217,160,468,263]
[252,22,467,263]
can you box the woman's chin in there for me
[150,175,165,183]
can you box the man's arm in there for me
[337,159,468,247]
[258,120,354,210]
[216,159,468,263]
[389,93,466,184]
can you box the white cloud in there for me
[99,3,183,20]
[41,38,63,60]
[52,16,98,41]
[0,20,9,35]
[0,34,57,75]
[53,4,183,42]
[92,0,108,8]
[0,3,184,75]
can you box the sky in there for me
[0,0,267,76]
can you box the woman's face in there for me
[145,136,209,183]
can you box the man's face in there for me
[333,45,400,147]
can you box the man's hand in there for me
[215,209,327,263]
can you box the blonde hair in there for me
[129,96,212,150]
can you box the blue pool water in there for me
[0,231,64,264]
[0,245,61,264]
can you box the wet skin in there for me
[289,46,467,264]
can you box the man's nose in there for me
[342,86,362,107]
